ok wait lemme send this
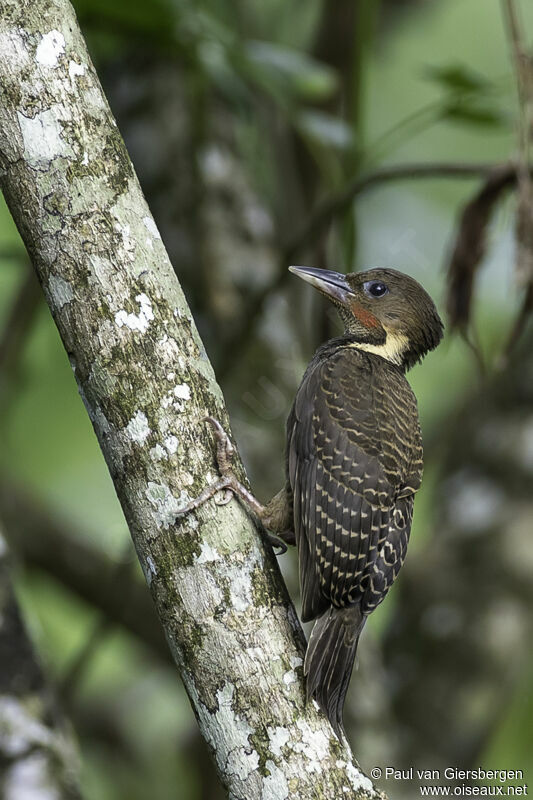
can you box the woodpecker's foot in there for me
[176,419,294,557]
[175,417,268,521]
[173,473,236,517]
[261,529,296,555]
[205,416,235,477]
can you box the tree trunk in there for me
[0,1,385,797]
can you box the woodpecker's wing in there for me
[287,345,422,622]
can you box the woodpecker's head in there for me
[289,265,443,370]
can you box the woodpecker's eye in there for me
[364,280,389,298]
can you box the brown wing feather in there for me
[287,344,422,623]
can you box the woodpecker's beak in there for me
[289,266,354,305]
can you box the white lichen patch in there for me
[282,656,303,687]
[173,383,191,401]
[35,30,65,67]
[143,216,161,239]
[160,382,191,414]
[149,444,167,461]
[146,482,190,529]
[342,760,375,795]
[115,293,154,333]
[292,720,331,774]
[261,761,289,800]
[164,435,178,454]
[48,274,74,310]
[197,542,220,564]
[125,410,151,445]
[195,684,259,782]
[17,107,74,168]
[68,59,85,80]
[267,726,290,757]
[0,696,52,756]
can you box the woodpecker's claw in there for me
[174,475,232,517]
[174,418,288,560]
[175,417,252,519]
[215,488,234,506]
[204,416,235,475]
[263,532,288,555]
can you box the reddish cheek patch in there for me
[349,301,381,329]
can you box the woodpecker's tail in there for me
[304,603,366,737]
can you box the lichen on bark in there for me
[0,1,386,797]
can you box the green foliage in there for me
[442,100,509,128]
[423,62,509,130]
[424,63,493,93]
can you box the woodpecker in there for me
[177,266,443,737]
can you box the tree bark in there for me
[0,527,82,799]
[0,1,385,797]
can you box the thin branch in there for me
[445,164,518,332]
[502,0,533,356]
[499,280,533,366]
[502,0,532,174]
